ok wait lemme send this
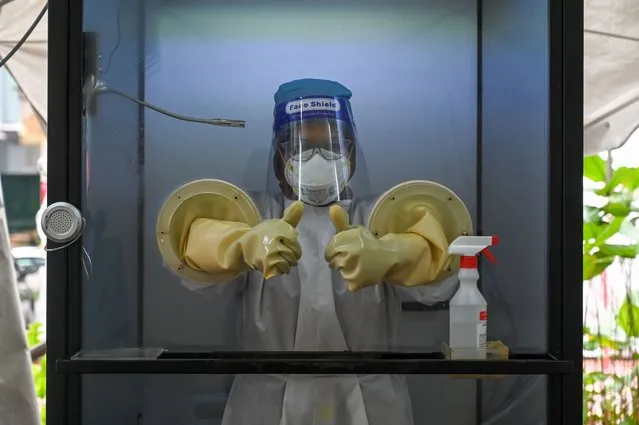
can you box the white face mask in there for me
[284,149,350,206]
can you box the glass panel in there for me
[80,0,548,355]
[481,1,549,353]
[82,374,547,425]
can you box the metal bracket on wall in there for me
[401,301,449,312]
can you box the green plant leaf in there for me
[583,218,624,248]
[617,297,639,337]
[26,323,42,348]
[34,356,46,399]
[597,166,639,195]
[583,255,595,280]
[596,217,625,245]
[603,201,632,217]
[583,331,625,351]
[583,254,615,280]
[584,155,607,182]
[583,222,599,243]
[598,243,639,258]
[617,166,639,189]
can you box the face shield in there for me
[268,79,371,206]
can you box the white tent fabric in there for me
[585,0,639,156]
[0,3,46,425]
[0,0,48,124]
[0,178,39,425]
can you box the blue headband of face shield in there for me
[274,78,353,105]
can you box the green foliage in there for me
[26,322,46,425]
[582,362,639,425]
[583,156,639,281]
[26,322,43,347]
[618,297,639,339]
[583,326,629,351]
[583,155,639,424]
[584,156,608,183]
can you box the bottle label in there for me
[478,310,487,349]
[477,322,487,348]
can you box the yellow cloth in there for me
[325,204,450,292]
[180,201,304,282]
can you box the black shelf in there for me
[57,351,573,375]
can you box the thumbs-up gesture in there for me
[324,204,396,292]
[241,201,304,279]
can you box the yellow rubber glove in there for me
[181,201,304,282]
[324,204,451,292]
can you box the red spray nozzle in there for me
[482,248,497,264]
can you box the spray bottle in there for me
[447,235,498,359]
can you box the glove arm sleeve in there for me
[180,218,251,283]
[380,211,451,287]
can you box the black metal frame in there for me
[47,0,583,424]
[548,2,584,424]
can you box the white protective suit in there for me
[182,193,458,425]
[166,78,460,425]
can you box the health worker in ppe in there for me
[156,78,473,425]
